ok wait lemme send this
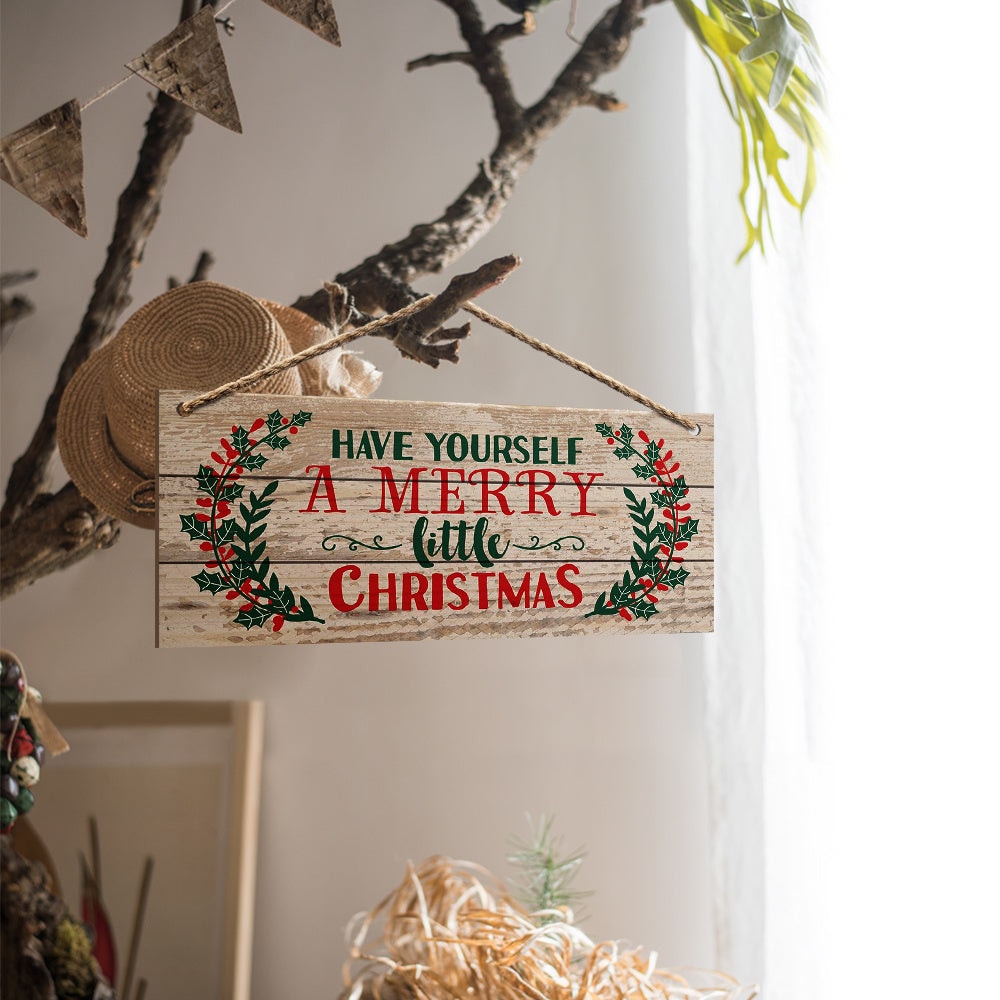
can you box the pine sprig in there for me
[507,816,591,922]
[588,422,698,622]
[180,409,324,634]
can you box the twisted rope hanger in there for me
[179,293,700,434]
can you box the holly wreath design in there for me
[1,651,46,833]
[180,408,325,633]
[586,421,699,622]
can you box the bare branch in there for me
[1,91,197,527]
[0,484,119,599]
[295,0,663,353]
[168,250,216,288]
[0,270,38,290]
[1,295,35,334]
[435,0,526,137]
[408,51,474,72]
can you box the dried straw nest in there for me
[341,856,757,1000]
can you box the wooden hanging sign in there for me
[156,391,713,646]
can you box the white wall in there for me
[1,2,718,995]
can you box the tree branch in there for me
[0,485,119,599]
[1,2,205,597]
[293,0,663,362]
[1,94,197,530]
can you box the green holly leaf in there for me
[196,465,217,495]
[595,422,614,438]
[231,426,250,453]
[216,519,238,544]
[291,411,312,427]
[266,410,284,432]
[179,513,212,542]
[242,453,267,472]
[613,446,632,460]
[632,463,655,480]
[633,601,659,620]
[644,441,661,463]
[618,423,633,445]
[216,483,244,503]
[192,569,228,594]
[650,490,671,508]
[235,605,271,630]
[675,518,700,542]
[664,567,691,588]
[669,476,689,502]
[270,435,290,451]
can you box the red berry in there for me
[289,427,298,434]
[200,541,213,551]
[282,417,289,425]
[607,438,614,444]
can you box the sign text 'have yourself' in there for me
[156,392,714,645]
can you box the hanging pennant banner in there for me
[0,99,87,237]
[261,0,341,46]
[126,6,242,133]
[156,391,714,646]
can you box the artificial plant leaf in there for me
[738,12,801,108]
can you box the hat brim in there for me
[57,342,156,529]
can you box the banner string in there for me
[78,0,243,114]
[178,293,700,434]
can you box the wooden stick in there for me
[88,815,101,893]
[121,856,154,1000]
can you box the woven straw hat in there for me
[57,282,306,530]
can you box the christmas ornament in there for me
[0,649,64,833]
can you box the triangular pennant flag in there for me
[126,5,242,133]
[0,99,87,238]
[261,0,341,46]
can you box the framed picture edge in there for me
[44,699,265,1000]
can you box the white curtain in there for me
[687,4,1000,998]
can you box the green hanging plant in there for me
[674,0,826,258]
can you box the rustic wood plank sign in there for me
[156,391,713,646]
